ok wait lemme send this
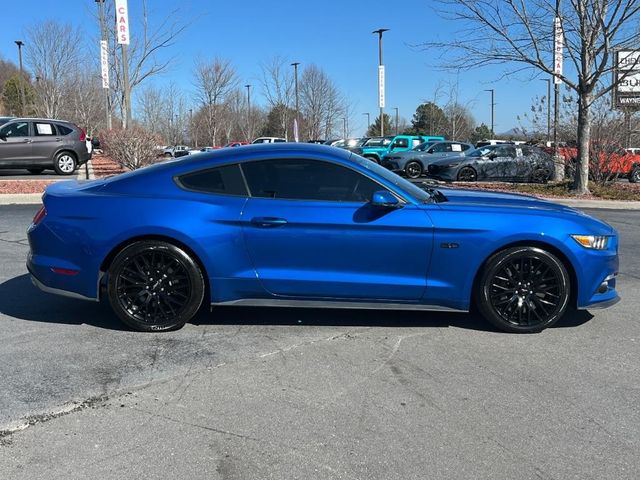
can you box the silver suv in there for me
[0,118,91,175]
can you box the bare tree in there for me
[261,57,294,139]
[192,58,238,146]
[422,0,640,194]
[62,72,106,135]
[25,21,84,119]
[299,64,349,140]
[103,0,188,127]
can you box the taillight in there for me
[32,206,47,226]
[73,123,87,142]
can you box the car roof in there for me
[10,117,75,125]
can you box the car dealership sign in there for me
[614,50,640,108]
[115,0,130,45]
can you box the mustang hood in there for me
[437,187,575,212]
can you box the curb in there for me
[0,193,42,205]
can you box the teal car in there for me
[354,135,445,163]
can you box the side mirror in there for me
[370,190,401,208]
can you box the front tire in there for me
[475,246,570,333]
[629,166,640,183]
[107,241,205,332]
[405,160,423,179]
[457,166,477,182]
[53,152,77,175]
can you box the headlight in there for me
[571,235,609,250]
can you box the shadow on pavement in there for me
[1,274,593,333]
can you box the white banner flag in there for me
[378,65,385,108]
[100,40,109,89]
[293,118,299,142]
[115,0,130,45]
[553,16,563,84]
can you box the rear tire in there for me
[475,246,570,333]
[629,166,640,183]
[107,241,205,332]
[53,152,77,175]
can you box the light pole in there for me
[541,79,551,143]
[291,62,300,142]
[245,84,251,142]
[394,107,399,135]
[372,28,389,136]
[484,89,495,135]
[14,41,25,115]
[343,117,347,140]
[363,112,370,132]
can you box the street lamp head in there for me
[245,84,251,89]
[372,28,389,35]
[290,62,300,67]
[15,40,24,47]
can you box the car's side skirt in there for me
[31,275,99,302]
[211,298,467,312]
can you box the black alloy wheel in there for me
[476,246,570,333]
[405,160,423,179]
[457,166,477,182]
[107,241,205,332]
[629,166,640,183]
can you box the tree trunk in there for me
[573,91,592,195]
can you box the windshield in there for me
[467,146,493,157]
[350,153,432,203]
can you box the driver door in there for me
[0,121,33,165]
[240,158,433,300]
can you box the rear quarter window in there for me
[57,125,73,136]
[177,164,247,196]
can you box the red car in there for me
[544,144,640,182]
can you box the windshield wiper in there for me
[419,183,448,203]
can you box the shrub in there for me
[100,127,162,170]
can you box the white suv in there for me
[251,137,286,144]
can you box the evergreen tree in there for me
[366,113,393,136]
[406,102,448,135]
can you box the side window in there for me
[57,125,73,136]
[0,121,29,137]
[34,122,56,136]
[393,138,408,148]
[241,158,381,202]
[177,164,247,196]
[461,144,472,151]
[430,143,448,153]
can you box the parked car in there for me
[475,139,513,147]
[625,147,640,155]
[252,137,286,144]
[359,135,446,163]
[545,143,640,182]
[307,139,326,144]
[187,147,222,155]
[427,144,554,183]
[163,145,190,157]
[224,141,249,148]
[0,118,90,175]
[381,140,474,178]
[28,144,618,334]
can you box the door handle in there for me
[22,138,32,143]
[251,217,288,228]
[55,138,62,141]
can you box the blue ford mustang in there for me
[27,144,619,333]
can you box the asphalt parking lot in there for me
[0,204,638,479]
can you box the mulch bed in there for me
[91,152,127,178]
[0,180,58,195]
